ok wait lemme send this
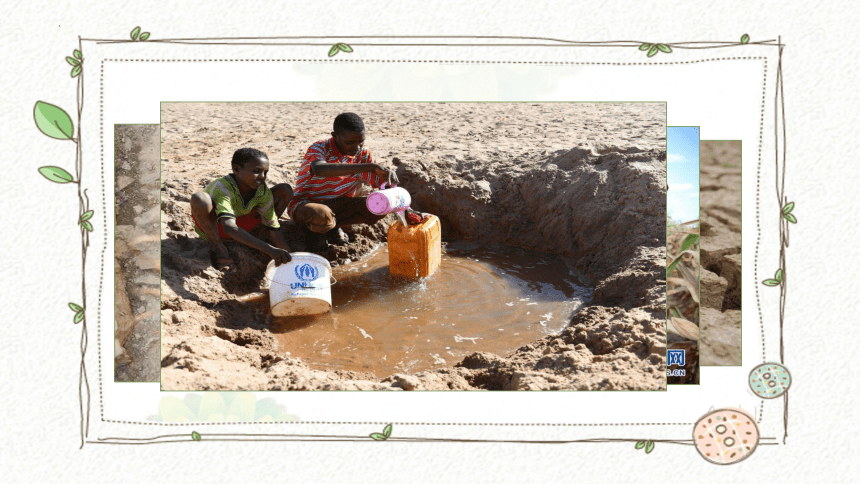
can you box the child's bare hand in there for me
[373,165,399,185]
[268,248,292,266]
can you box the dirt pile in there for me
[156,103,668,391]
[397,144,667,306]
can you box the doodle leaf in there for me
[635,441,645,449]
[328,44,340,57]
[140,32,150,41]
[370,432,387,441]
[39,166,74,183]
[383,423,392,439]
[74,49,82,59]
[656,44,672,53]
[131,26,141,41]
[66,56,81,66]
[741,34,750,44]
[71,65,82,78]
[639,43,651,51]
[338,43,353,53]
[191,431,201,441]
[34,101,74,140]
[81,210,94,222]
[647,45,658,57]
[782,213,797,224]
[645,440,655,454]
[73,311,84,324]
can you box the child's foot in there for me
[326,227,349,246]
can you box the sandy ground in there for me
[699,141,742,365]
[155,102,669,390]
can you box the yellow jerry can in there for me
[387,214,442,278]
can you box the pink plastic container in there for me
[366,183,411,215]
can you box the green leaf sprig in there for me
[782,201,797,224]
[69,302,84,324]
[635,440,655,454]
[639,43,672,58]
[762,268,784,287]
[328,43,354,57]
[741,34,750,44]
[370,423,393,441]
[65,49,83,78]
[191,431,202,441]
[130,26,151,42]
[79,210,94,232]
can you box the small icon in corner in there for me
[668,349,685,367]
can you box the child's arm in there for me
[310,159,398,184]
[220,219,292,265]
[269,229,292,255]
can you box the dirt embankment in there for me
[157,103,668,391]
[115,125,161,382]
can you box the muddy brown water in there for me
[249,242,592,377]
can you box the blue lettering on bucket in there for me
[291,283,321,290]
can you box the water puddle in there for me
[258,242,592,377]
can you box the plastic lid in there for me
[366,192,391,215]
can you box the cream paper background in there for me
[2,1,858,482]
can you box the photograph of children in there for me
[157,102,669,391]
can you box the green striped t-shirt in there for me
[195,174,279,237]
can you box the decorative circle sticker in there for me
[693,408,760,465]
[749,362,792,399]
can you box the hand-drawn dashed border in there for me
[91,53,779,443]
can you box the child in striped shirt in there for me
[287,113,402,253]
[191,147,293,270]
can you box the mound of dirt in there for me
[157,103,668,391]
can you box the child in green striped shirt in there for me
[191,148,293,270]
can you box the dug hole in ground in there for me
[156,103,668,391]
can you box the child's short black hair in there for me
[333,112,365,134]
[232,147,268,167]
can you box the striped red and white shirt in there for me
[287,138,384,219]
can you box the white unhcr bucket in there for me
[266,252,335,317]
